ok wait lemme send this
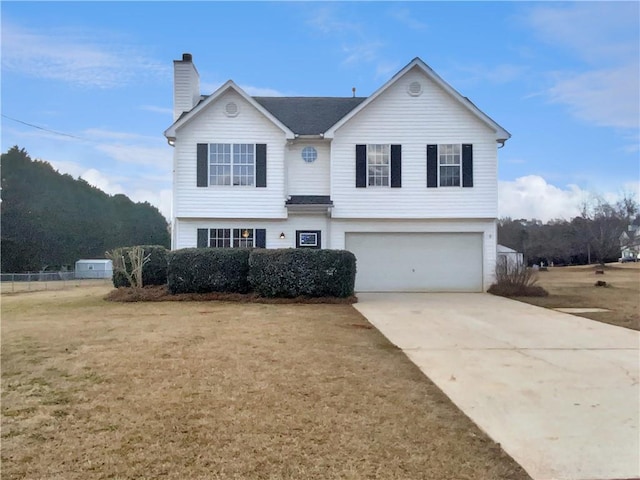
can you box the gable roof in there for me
[324,57,511,143]
[165,57,510,143]
[253,97,366,135]
[164,80,295,139]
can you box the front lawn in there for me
[512,263,640,330]
[1,285,530,479]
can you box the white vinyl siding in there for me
[286,142,330,196]
[174,216,329,251]
[172,89,287,219]
[329,67,498,219]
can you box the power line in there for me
[1,114,86,141]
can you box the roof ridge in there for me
[252,96,367,99]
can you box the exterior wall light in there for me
[279,232,286,239]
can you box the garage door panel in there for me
[346,233,483,292]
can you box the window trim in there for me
[208,143,256,187]
[438,143,463,188]
[366,144,390,187]
[207,228,255,248]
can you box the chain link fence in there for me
[0,272,111,293]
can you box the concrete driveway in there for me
[354,293,640,480]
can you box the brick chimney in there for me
[173,53,200,121]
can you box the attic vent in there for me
[407,81,423,96]
[224,102,239,117]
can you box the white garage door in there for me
[346,232,483,292]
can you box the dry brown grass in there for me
[512,263,640,330]
[2,285,531,480]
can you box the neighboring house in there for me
[164,54,510,292]
[497,244,524,268]
[620,225,640,260]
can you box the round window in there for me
[301,146,317,163]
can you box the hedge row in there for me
[167,248,251,294]
[248,249,356,298]
[166,248,356,298]
[112,245,168,287]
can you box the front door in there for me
[296,230,321,249]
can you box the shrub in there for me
[111,245,168,288]
[488,258,548,297]
[487,283,548,297]
[248,249,356,298]
[167,248,251,294]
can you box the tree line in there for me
[499,196,639,266]
[1,146,170,272]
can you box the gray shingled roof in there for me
[253,97,367,135]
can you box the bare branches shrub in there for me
[106,246,150,289]
[488,258,548,297]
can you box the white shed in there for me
[75,259,113,279]
[497,244,524,268]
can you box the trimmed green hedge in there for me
[167,248,251,294]
[248,249,356,298]
[112,245,168,288]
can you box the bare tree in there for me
[106,246,150,288]
[580,194,639,265]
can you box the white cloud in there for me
[526,3,639,65]
[390,8,427,31]
[139,105,173,116]
[48,159,126,196]
[341,41,384,66]
[240,85,287,97]
[498,175,640,222]
[199,81,287,97]
[524,3,640,133]
[47,158,171,220]
[307,6,386,69]
[129,188,172,220]
[546,64,640,130]
[80,168,126,195]
[95,144,171,170]
[498,176,588,221]
[453,63,529,86]
[307,6,361,35]
[1,21,168,88]
[82,128,158,142]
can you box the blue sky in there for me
[1,1,638,221]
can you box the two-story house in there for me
[164,54,510,292]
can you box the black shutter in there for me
[390,144,402,188]
[256,144,267,187]
[462,144,473,188]
[255,229,266,248]
[197,228,208,248]
[197,143,208,187]
[355,144,367,188]
[427,144,438,188]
